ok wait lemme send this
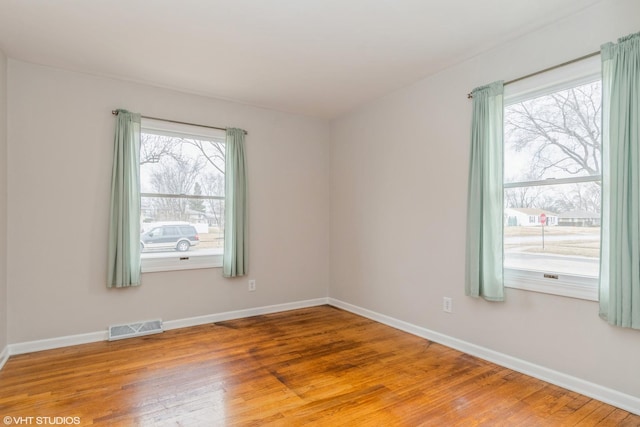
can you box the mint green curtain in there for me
[599,32,640,329]
[465,81,505,302]
[223,128,249,277]
[107,110,142,288]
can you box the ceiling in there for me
[0,0,603,119]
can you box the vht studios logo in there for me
[3,416,81,425]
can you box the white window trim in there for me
[141,251,223,273]
[503,55,601,301]
[140,118,226,274]
[504,268,598,301]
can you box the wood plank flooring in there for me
[0,305,638,426]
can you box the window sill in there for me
[504,268,598,301]
[141,250,223,273]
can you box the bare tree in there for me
[140,133,226,224]
[505,81,601,179]
[150,156,204,221]
[552,182,601,214]
[201,172,225,228]
[140,134,177,165]
[505,186,543,209]
[504,81,602,216]
[189,182,207,214]
[183,139,225,175]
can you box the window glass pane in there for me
[141,196,224,257]
[140,133,225,197]
[504,80,601,183]
[139,130,225,263]
[504,182,600,277]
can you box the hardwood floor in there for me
[0,305,638,426]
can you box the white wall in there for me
[330,0,640,398]
[7,60,330,343]
[0,49,7,352]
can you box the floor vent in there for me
[108,319,163,341]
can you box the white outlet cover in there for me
[443,297,452,313]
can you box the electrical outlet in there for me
[443,297,452,313]
[248,280,256,292]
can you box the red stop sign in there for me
[540,213,547,225]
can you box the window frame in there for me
[139,118,225,273]
[503,56,602,301]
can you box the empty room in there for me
[0,0,639,425]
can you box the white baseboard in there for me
[9,331,108,356]
[0,345,9,370]
[328,297,640,416]
[6,297,330,357]
[163,297,330,330]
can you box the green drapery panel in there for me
[223,128,249,277]
[465,81,505,302]
[107,110,142,288]
[600,32,640,329]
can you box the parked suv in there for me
[140,224,200,252]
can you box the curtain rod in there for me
[466,50,600,99]
[111,110,247,135]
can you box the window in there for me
[139,118,225,272]
[503,58,601,300]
